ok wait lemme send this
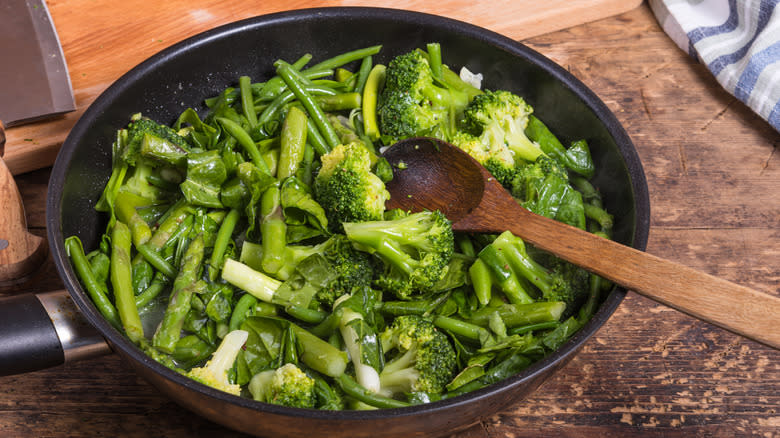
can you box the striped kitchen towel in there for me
[649,0,780,132]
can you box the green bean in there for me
[111,221,144,343]
[306,45,382,72]
[65,237,121,330]
[254,54,315,102]
[208,208,240,281]
[335,374,411,409]
[296,143,315,186]
[362,64,386,141]
[135,272,168,308]
[239,76,258,129]
[136,242,176,278]
[275,60,341,149]
[277,106,308,180]
[433,315,490,342]
[285,305,327,324]
[153,234,206,353]
[256,85,337,133]
[228,293,258,332]
[507,321,561,336]
[306,118,330,156]
[217,117,270,174]
[353,55,373,95]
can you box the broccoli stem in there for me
[362,64,386,141]
[277,106,308,180]
[65,236,121,330]
[221,259,282,304]
[110,221,144,343]
[153,235,205,353]
[477,244,534,304]
[426,43,443,79]
[487,232,554,297]
[338,305,382,393]
[260,185,287,275]
[312,93,362,111]
[239,76,258,129]
[289,323,349,378]
[468,302,566,328]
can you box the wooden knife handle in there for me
[0,153,47,285]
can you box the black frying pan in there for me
[0,8,649,437]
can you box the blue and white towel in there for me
[650,0,780,132]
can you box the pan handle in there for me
[0,290,110,376]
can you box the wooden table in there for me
[2,3,779,437]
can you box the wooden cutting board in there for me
[4,0,643,175]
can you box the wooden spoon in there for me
[0,125,48,285]
[383,137,780,349]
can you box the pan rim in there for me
[47,5,650,423]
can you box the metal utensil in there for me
[0,0,75,283]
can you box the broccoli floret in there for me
[450,131,518,186]
[314,142,390,232]
[510,155,586,229]
[378,50,468,141]
[478,231,588,316]
[316,236,376,307]
[343,211,455,300]
[186,329,248,396]
[378,315,457,396]
[461,90,544,164]
[248,363,316,408]
[122,117,190,167]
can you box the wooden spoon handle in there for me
[0,155,48,284]
[456,178,780,349]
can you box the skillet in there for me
[1,8,649,437]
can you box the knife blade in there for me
[0,0,75,149]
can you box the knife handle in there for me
[0,152,48,285]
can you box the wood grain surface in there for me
[2,0,642,175]
[2,3,779,438]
